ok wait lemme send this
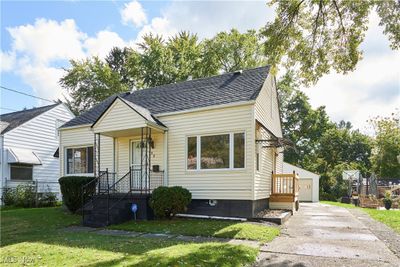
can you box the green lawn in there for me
[320,200,356,209]
[321,201,400,234]
[363,209,400,234]
[110,218,280,242]
[1,208,258,266]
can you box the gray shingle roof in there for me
[1,103,59,134]
[62,66,270,128]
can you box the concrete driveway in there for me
[256,203,400,267]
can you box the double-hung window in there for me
[66,146,93,174]
[187,132,245,170]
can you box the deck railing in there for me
[272,172,299,195]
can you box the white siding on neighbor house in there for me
[158,104,255,200]
[254,74,282,138]
[93,98,146,133]
[2,104,74,195]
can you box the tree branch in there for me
[333,0,346,35]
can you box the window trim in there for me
[185,131,246,171]
[64,145,94,176]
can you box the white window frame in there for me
[185,131,246,171]
[64,145,94,176]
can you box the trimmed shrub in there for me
[149,186,192,219]
[59,176,96,213]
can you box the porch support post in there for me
[148,127,151,193]
[97,133,101,176]
[140,127,143,194]
[93,133,97,177]
[163,131,168,186]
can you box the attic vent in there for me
[234,70,243,75]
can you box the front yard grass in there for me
[321,201,400,234]
[363,209,400,234]
[110,218,280,242]
[1,208,259,266]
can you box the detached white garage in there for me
[283,162,320,202]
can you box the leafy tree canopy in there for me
[262,0,400,86]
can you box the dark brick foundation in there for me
[186,198,269,218]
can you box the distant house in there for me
[59,66,300,226]
[283,162,320,202]
[0,103,74,201]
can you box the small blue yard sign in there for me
[131,203,138,221]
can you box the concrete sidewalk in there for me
[256,203,400,267]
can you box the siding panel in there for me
[159,104,254,200]
[3,104,74,195]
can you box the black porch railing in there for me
[81,168,164,225]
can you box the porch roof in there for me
[91,96,167,137]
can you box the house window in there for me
[10,164,33,180]
[66,146,93,174]
[201,134,230,169]
[187,132,245,170]
[187,136,197,170]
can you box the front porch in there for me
[269,172,299,211]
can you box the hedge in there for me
[59,176,96,213]
[149,186,192,219]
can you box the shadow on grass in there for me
[1,208,258,266]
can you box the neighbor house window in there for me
[10,164,33,180]
[187,132,245,170]
[66,147,93,174]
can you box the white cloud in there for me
[7,18,86,64]
[300,12,400,132]
[0,51,16,72]
[134,17,177,44]
[121,0,147,27]
[84,30,127,58]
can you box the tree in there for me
[105,47,135,88]
[61,29,267,113]
[203,29,266,72]
[369,114,400,178]
[262,0,400,86]
[60,57,128,114]
[277,72,333,166]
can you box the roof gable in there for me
[92,97,165,134]
[61,66,270,129]
[0,103,59,134]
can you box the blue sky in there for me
[1,1,399,132]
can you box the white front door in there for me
[130,141,142,170]
[299,179,313,202]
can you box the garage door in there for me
[299,179,313,202]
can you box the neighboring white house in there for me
[0,103,75,201]
[59,66,299,220]
[283,162,320,202]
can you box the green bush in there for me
[2,184,37,207]
[59,176,96,213]
[2,184,59,208]
[319,191,337,202]
[149,186,192,219]
[38,186,57,207]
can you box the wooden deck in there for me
[270,172,299,211]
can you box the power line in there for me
[0,85,55,103]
